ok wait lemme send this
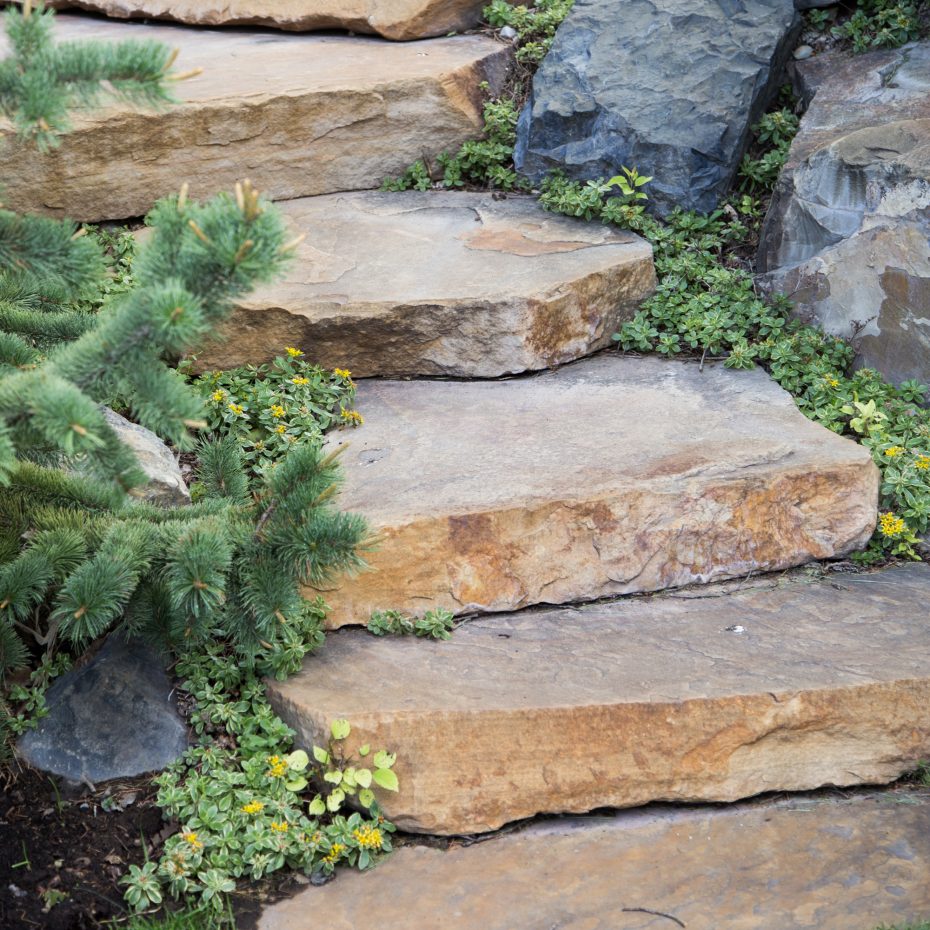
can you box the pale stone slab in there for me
[315,356,878,627]
[57,0,489,40]
[0,16,511,221]
[270,565,930,833]
[195,192,655,377]
[258,791,930,930]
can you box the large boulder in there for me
[757,43,930,386]
[514,0,801,215]
[56,0,489,40]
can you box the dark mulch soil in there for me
[0,766,164,930]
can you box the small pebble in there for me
[794,44,814,60]
[500,25,518,40]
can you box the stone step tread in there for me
[313,355,877,626]
[258,790,930,930]
[270,564,930,834]
[0,15,510,221]
[57,0,487,40]
[196,191,655,377]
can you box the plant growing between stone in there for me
[832,0,924,51]
[368,607,455,640]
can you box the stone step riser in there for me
[312,356,877,627]
[193,192,656,378]
[268,565,930,835]
[258,792,930,930]
[0,17,511,222]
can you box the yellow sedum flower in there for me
[322,842,346,864]
[285,347,304,358]
[291,376,310,385]
[340,408,364,426]
[182,831,204,850]
[228,402,244,415]
[824,376,840,388]
[884,446,905,458]
[270,821,289,833]
[916,455,930,470]
[334,368,352,379]
[270,404,286,419]
[879,511,906,538]
[211,389,226,402]
[275,424,287,434]
[266,755,288,779]
[241,801,264,815]
[352,825,383,849]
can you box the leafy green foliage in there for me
[739,107,799,194]
[142,644,398,910]
[0,1,179,151]
[483,0,575,66]
[114,901,236,930]
[191,351,360,478]
[539,172,930,561]
[833,0,924,51]
[368,607,455,640]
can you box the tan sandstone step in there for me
[56,0,487,40]
[269,564,930,834]
[193,191,656,377]
[0,15,511,221]
[258,790,930,930]
[314,355,877,627]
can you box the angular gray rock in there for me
[101,408,190,506]
[514,0,801,215]
[18,636,189,784]
[757,43,930,386]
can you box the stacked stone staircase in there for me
[10,7,930,928]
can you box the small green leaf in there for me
[355,768,372,788]
[313,745,330,764]
[358,744,370,757]
[373,750,396,770]
[286,749,309,771]
[285,776,307,792]
[307,795,326,816]
[358,788,375,808]
[372,768,399,792]
[331,718,351,740]
[327,788,345,812]
[323,770,343,784]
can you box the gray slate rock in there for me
[514,0,801,215]
[102,407,190,507]
[757,43,930,386]
[18,636,189,784]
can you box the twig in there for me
[622,907,686,928]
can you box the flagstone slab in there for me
[258,790,930,930]
[270,565,930,833]
[57,0,489,40]
[0,16,511,221]
[315,355,877,627]
[195,192,655,377]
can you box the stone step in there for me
[0,15,511,222]
[193,191,656,377]
[258,790,930,930]
[56,0,488,40]
[269,564,930,834]
[315,355,877,627]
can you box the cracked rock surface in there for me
[314,355,877,627]
[0,16,511,221]
[258,790,930,927]
[55,0,490,39]
[269,565,930,834]
[196,192,656,377]
[758,42,930,386]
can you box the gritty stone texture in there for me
[100,408,189,506]
[757,43,930,386]
[196,192,655,377]
[18,636,189,784]
[270,565,930,834]
[0,16,511,222]
[514,0,801,215]
[315,356,878,627]
[55,0,490,40]
[258,791,930,929]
